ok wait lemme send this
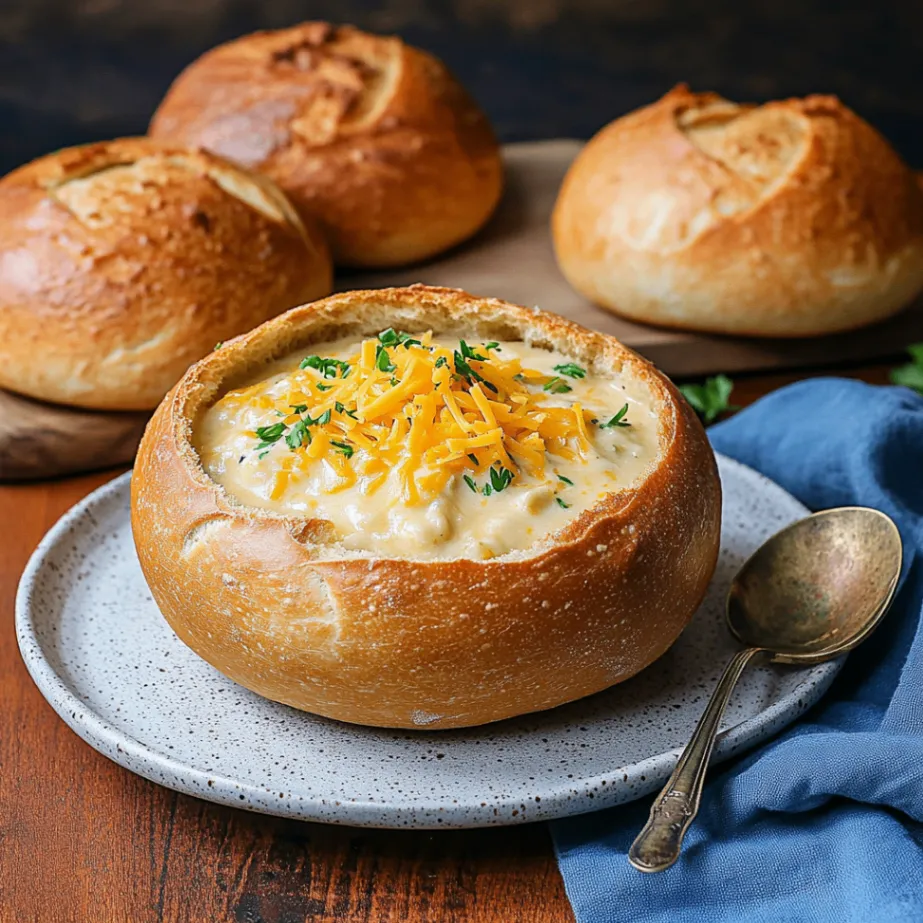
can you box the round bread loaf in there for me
[553,86,923,337]
[131,285,721,729]
[149,22,503,268]
[0,138,332,410]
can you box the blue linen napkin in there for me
[551,379,923,923]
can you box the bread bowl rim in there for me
[151,284,694,564]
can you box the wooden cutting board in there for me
[3,140,919,481]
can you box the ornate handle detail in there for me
[628,647,763,872]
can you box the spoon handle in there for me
[628,646,763,872]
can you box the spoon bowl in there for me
[728,507,902,664]
[629,505,902,873]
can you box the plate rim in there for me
[15,456,842,829]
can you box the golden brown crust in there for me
[131,285,721,729]
[0,138,332,411]
[149,23,503,268]
[553,85,923,337]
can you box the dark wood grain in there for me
[0,390,148,481]
[0,363,896,922]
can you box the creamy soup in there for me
[195,330,661,559]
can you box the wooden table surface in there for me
[0,363,894,923]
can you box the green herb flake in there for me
[488,465,514,493]
[600,403,631,428]
[890,343,923,394]
[557,474,574,486]
[375,344,396,373]
[378,328,421,350]
[467,453,479,465]
[459,339,487,362]
[300,355,351,379]
[213,341,223,350]
[482,483,493,497]
[555,497,571,509]
[290,403,308,414]
[463,474,478,493]
[484,342,501,351]
[679,375,738,424]
[553,362,587,379]
[330,440,354,459]
[316,382,332,391]
[434,356,448,369]
[254,422,286,446]
[543,377,572,394]
[285,419,311,450]
[317,409,332,425]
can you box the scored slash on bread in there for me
[0,138,332,411]
[149,23,504,269]
[553,85,923,338]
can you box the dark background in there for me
[1,0,921,175]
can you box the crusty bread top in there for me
[569,84,923,258]
[148,23,503,267]
[168,286,675,561]
[0,138,332,410]
[552,85,923,336]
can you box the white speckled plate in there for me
[17,455,841,829]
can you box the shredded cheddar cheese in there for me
[217,331,604,506]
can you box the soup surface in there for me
[196,330,661,559]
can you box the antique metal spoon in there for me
[628,506,902,873]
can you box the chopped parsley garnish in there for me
[555,497,570,509]
[434,356,448,369]
[679,375,738,424]
[317,409,332,425]
[214,341,223,350]
[459,339,487,362]
[467,453,479,465]
[378,328,421,349]
[300,355,351,378]
[315,382,332,391]
[488,465,514,493]
[290,403,308,414]
[453,349,498,393]
[330,440,354,458]
[376,344,396,373]
[890,344,923,394]
[463,474,477,493]
[543,377,572,394]
[557,474,574,486]
[285,419,311,449]
[334,401,344,413]
[600,403,631,428]
[484,342,500,351]
[553,362,587,379]
[390,376,400,386]
[254,423,285,449]
[482,484,493,496]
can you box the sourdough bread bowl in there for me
[149,22,503,268]
[553,85,923,337]
[0,138,331,411]
[131,285,721,729]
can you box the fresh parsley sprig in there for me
[553,362,587,379]
[890,344,923,394]
[679,374,738,424]
[378,328,421,350]
[543,377,572,394]
[599,404,631,428]
[300,355,351,378]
